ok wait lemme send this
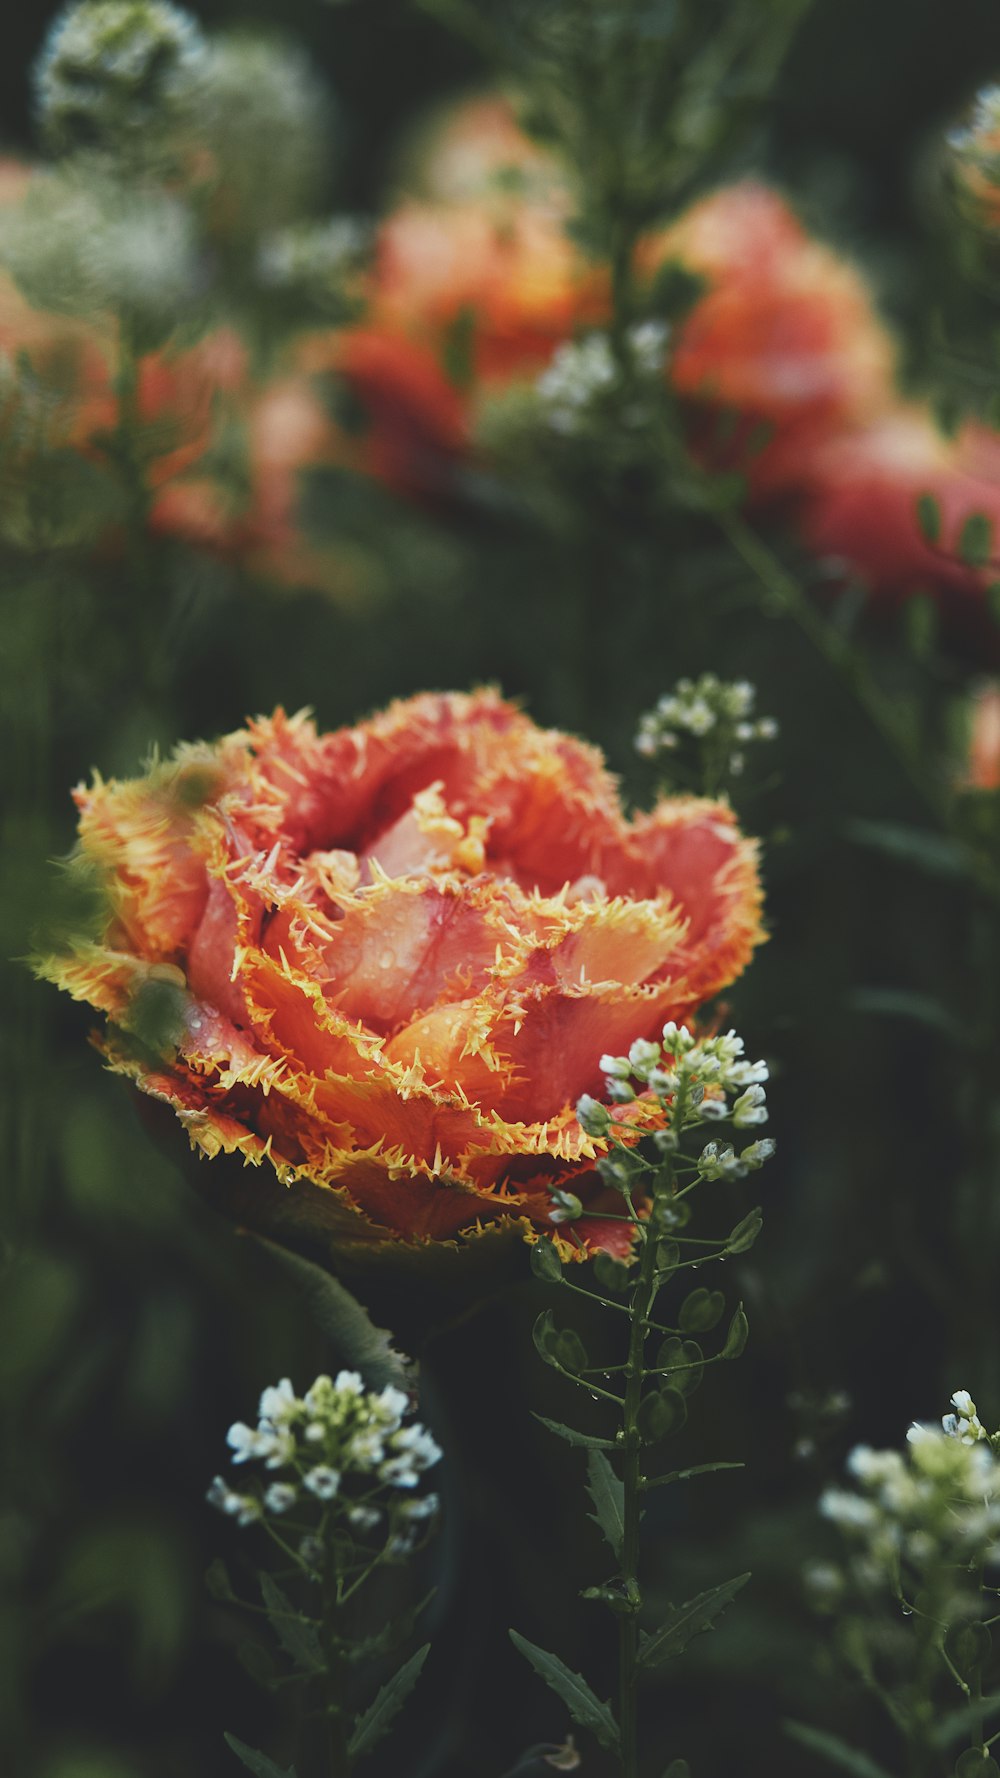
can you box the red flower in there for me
[40,692,763,1261]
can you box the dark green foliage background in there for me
[4,3,1000,1776]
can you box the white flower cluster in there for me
[949,86,1000,170]
[636,674,778,772]
[0,173,200,338]
[207,1371,441,1555]
[820,1392,1000,1581]
[596,1025,770,1112]
[35,1,205,157]
[577,1026,774,1182]
[198,34,334,237]
[536,321,669,435]
[256,218,369,302]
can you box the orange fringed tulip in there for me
[40,691,763,1261]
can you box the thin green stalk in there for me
[321,1514,352,1778]
[618,1202,659,1778]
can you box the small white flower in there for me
[733,1085,768,1127]
[206,1476,262,1526]
[226,1422,274,1464]
[258,1378,301,1426]
[264,1483,298,1515]
[347,1428,385,1468]
[304,1465,341,1500]
[347,1505,381,1532]
[333,1371,365,1399]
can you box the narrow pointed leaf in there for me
[638,1572,750,1666]
[642,1461,744,1493]
[509,1630,620,1751]
[347,1643,430,1757]
[251,1240,411,1392]
[586,1451,625,1559]
[783,1721,893,1778]
[223,1734,297,1777]
[533,1414,618,1451]
[259,1574,323,1675]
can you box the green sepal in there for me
[678,1287,725,1334]
[347,1643,430,1758]
[638,1572,750,1666]
[259,1574,323,1675]
[720,1303,749,1360]
[725,1207,763,1254]
[509,1630,620,1751]
[224,1734,297,1777]
[636,1386,687,1444]
[533,1414,619,1451]
[585,1450,625,1560]
[530,1238,565,1283]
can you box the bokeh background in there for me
[5,2,1000,1775]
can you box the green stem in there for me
[321,1517,352,1778]
[618,1181,663,1776]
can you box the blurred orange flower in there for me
[963,681,1000,792]
[795,408,1000,603]
[40,691,763,1260]
[645,181,898,500]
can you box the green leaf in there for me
[846,818,971,881]
[955,1754,1000,1778]
[586,1451,625,1559]
[678,1288,724,1334]
[959,510,994,569]
[915,492,941,546]
[533,1414,618,1451]
[530,1238,564,1283]
[259,1575,323,1675]
[849,987,969,1045]
[662,1764,691,1778]
[251,1241,411,1392]
[223,1734,297,1777]
[347,1643,430,1758]
[205,1558,236,1603]
[643,1461,745,1493]
[509,1631,620,1752]
[638,1573,750,1666]
[932,1691,1000,1747]
[720,1303,749,1360]
[636,1387,687,1444]
[783,1721,893,1778]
